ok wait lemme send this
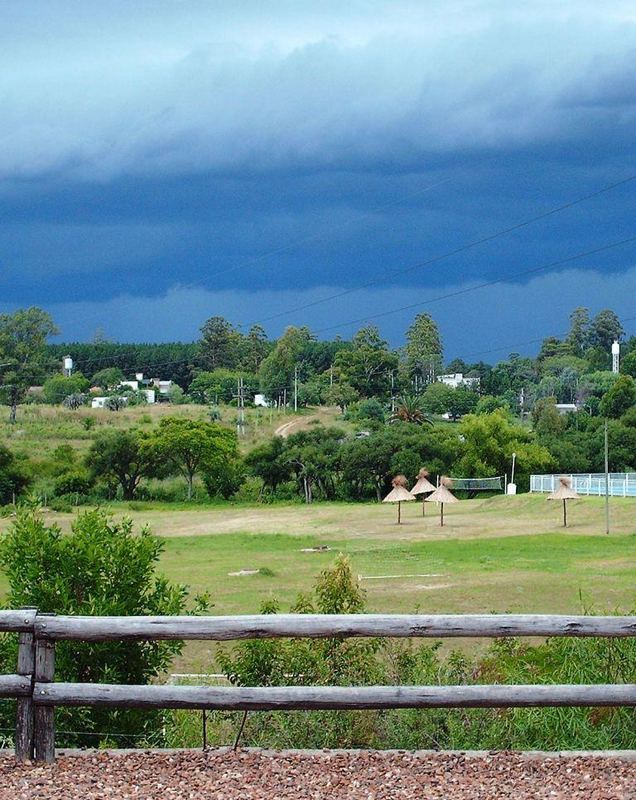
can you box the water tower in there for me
[611,340,620,374]
[62,355,73,377]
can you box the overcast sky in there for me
[2,0,636,358]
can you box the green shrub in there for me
[54,470,94,497]
[0,508,207,747]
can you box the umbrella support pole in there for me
[440,503,444,527]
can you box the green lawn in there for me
[1,494,634,671]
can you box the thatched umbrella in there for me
[547,476,580,527]
[411,468,436,516]
[382,475,415,524]
[425,476,458,526]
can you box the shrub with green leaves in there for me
[0,508,207,747]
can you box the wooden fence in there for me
[2,609,636,763]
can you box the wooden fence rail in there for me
[1,609,636,763]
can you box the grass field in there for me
[2,493,633,670]
[0,402,346,460]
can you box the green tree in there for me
[189,369,242,404]
[86,430,160,500]
[0,307,59,422]
[325,381,359,412]
[474,395,509,415]
[404,313,443,382]
[258,326,314,401]
[620,349,636,378]
[447,386,479,420]
[0,508,203,747]
[91,367,125,390]
[239,325,270,373]
[565,306,590,357]
[284,427,344,503]
[420,382,455,415]
[144,417,238,499]
[198,316,241,370]
[244,437,292,495]
[42,373,90,404]
[599,375,636,419]
[532,397,567,438]
[456,410,554,489]
[588,309,624,351]
[333,326,397,398]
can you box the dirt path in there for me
[274,415,318,438]
[3,750,635,799]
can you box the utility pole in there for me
[236,377,245,436]
[604,418,610,535]
[294,365,298,413]
[330,365,334,387]
[283,387,287,413]
[390,372,396,413]
[519,387,525,422]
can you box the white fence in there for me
[530,473,636,498]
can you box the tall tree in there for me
[333,326,397,398]
[588,309,624,351]
[239,325,270,373]
[258,326,315,401]
[404,313,443,383]
[198,316,241,370]
[0,307,58,422]
[566,307,590,357]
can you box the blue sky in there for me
[2,0,636,358]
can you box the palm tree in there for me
[389,395,433,425]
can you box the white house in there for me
[555,403,578,414]
[437,373,480,389]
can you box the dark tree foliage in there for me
[0,445,30,504]
[46,342,198,389]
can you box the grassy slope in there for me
[0,402,348,461]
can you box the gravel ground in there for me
[2,750,636,799]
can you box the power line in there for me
[313,233,636,334]
[245,172,636,327]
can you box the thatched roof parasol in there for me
[383,475,416,503]
[412,468,436,517]
[547,476,580,527]
[425,477,459,505]
[382,475,415,524]
[425,477,458,526]
[411,468,436,496]
[547,476,580,501]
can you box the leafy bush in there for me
[0,444,30,505]
[54,470,94,497]
[0,508,207,747]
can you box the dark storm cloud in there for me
[1,0,636,348]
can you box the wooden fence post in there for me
[15,607,37,761]
[34,621,55,763]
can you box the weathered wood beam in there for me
[34,682,636,710]
[0,674,32,697]
[0,609,37,633]
[35,614,636,642]
[33,637,55,763]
